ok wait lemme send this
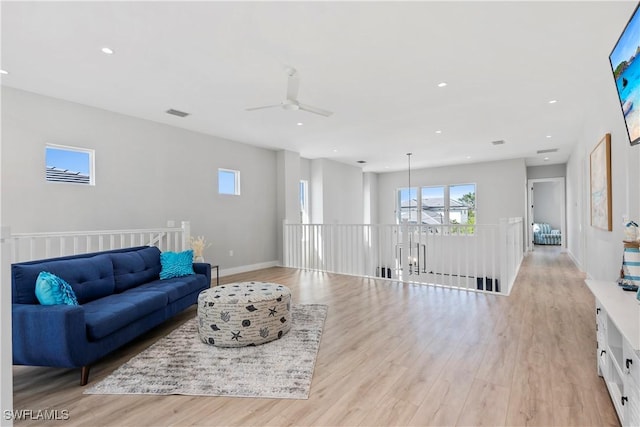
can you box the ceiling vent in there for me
[491,140,505,145]
[357,160,367,164]
[537,148,558,154]
[166,109,190,118]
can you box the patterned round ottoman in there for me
[197,281,291,347]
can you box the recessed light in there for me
[548,99,557,104]
[297,122,303,126]
[544,157,550,161]
[101,47,115,55]
[333,149,338,153]
[385,166,390,169]
[546,135,552,138]
[466,156,471,159]
[437,82,447,88]
[435,130,442,134]
[0,69,8,75]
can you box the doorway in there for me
[527,177,566,252]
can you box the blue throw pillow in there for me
[35,271,79,306]
[160,250,195,280]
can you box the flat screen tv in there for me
[610,2,640,146]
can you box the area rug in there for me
[84,304,328,399]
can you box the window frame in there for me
[396,183,476,231]
[300,179,309,224]
[45,143,95,186]
[218,168,241,195]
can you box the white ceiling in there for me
[1,1,637,172]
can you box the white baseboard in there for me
[219,261,279,278]
[566,249,584,273]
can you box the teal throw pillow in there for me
[35,271,79,306]
[160,250,195,280]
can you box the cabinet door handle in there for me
[597,308,601,314]
[601,350,606,356]
[622,396,628,406]
[627,358,633,370]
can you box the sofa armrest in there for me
[193,262,212,286]
[12,303,89,368]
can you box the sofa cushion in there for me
[35,271,79,306]
[110,246,162,293]
[12,254,115,304]
[83,290,168,340]
[160,250,195,280]
[127,275,207,303]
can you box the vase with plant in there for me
[189,235,211,263]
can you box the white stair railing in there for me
[283,218,524,295]
[8,221,190,264]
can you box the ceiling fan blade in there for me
[286,70,300,101]
[299,103,333,117]
[245,104,281,111]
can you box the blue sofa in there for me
[11,245,211,385]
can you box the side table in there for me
[211,265,219,286]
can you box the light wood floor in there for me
[13,246,620,426]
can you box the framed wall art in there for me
[590,133,612,231]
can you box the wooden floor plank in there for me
[12,246,619,426]
[456,378,511,426]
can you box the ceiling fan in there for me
[246,68,333,117]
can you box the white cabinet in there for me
[624,339,640,424]
[587,280,640,427]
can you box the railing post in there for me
[282,219,288,267]
[402,219,409,282]
[499,218,508,294]
[181,221,190,252]
[11,237,18,264]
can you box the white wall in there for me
[310,158,364,224]
[363,172,379,224]
[310,159,324,224]
[0,91,13,426]
[566,149,585,270]
[527,164,566,179]
[533,181,563,229]
[376,158,527,225]
[1,87,279,270]
[276,150,301,263]
[300,158,311,182]
[566,62,640,280]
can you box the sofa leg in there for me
[80,366,90,386]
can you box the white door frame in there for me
[527,177,566,251]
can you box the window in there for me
[45,144,95,185]
[421,186,445,224]
[218,168,240,195]
[397,184,476,231]
[397,187,418,223]
[300,180,309,224]
[449,184,476,226]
